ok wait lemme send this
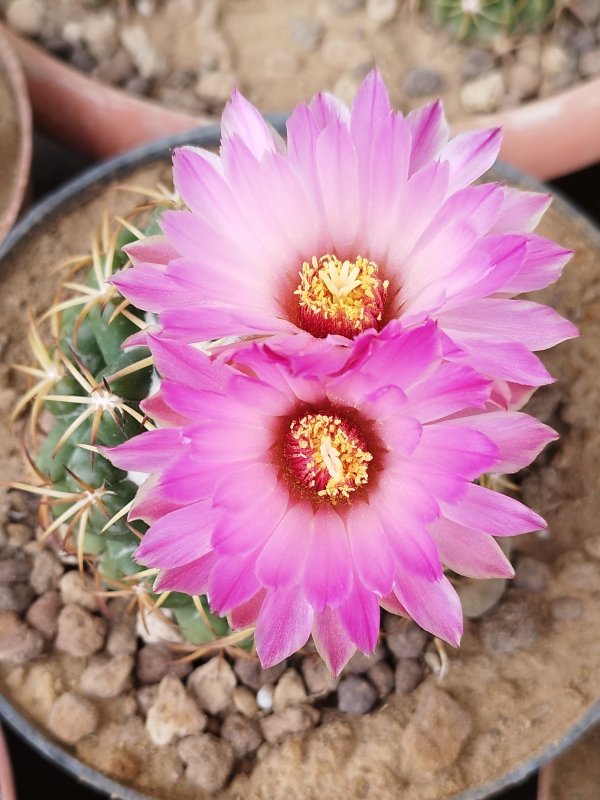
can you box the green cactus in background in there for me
[426,0,555,40]
[12,187,247,657]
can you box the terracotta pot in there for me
[2,22,599,180]
[0,724,16,800]
[0,127,599,800]
[536,723,600,800]
[0,29,31,243]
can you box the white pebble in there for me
[256,684,273,711]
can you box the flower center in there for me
[284,412,372,502]
[294,254,389,339]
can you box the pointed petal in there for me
[255,586,314,668]
[429,517,514,579]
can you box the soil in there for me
[0,46,22,231]
[2,0,600,119]
[0,157,599,800]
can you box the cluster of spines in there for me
[425,0,555,40]
[11,183,248,660]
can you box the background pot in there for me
[0,29,31,243]
[0,128,599,800]
[2,23,600,180]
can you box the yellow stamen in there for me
[295,254,389,338]
[285,412,372,502]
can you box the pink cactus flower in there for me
[105,322,555,673]
[114,70,576,405]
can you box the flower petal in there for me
[255,586,314,668]
[441,482,546,537]
[429,517,514,579]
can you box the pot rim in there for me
[0,29,32,244]
[1,125,600,800]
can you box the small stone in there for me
[273,669,307,711]
[301,654,338,696]
[256,684,273,711]
[187,657,237,714]
[330,0,365,13]
[178,734,234,792]
[514,557,550,593]
[195,28,232,71]
[48,692,98,745]
[232,686,258,717]
[394,658,423,695]
[59,570,98,611]
[479,600,540,655]
[368,661,395,698]
[0,387,16,413]
[146,674,206,746]
[195,70,236,108]
[136,643,191,683]
[322,34,372,71]
[584,535,600,560]
[386,622,428,659]
[29,548,63,594]
[343,644,385,674]
[366,0,397,23]
[81,11,117,61]
[551,597,583,622]
[26,591,61,639]
[6,0,44,36]
[62,21,83,45]
[94,49,135,85]
[70,44,96,72]
[221,713,263,757]
[338,675,377,714]
[332,73,363,106]
[120,24,165,79]
[571,0,600,24]
[234,657,287,690]
[401,686,472,774]
[462,48,496,81]
[460,71,505,114]
[135,0,157,15]
[124,76,151,97]
[39,34,71,58]
[5,523,33,546]
[580,48,600,78]
[259,705,320,744]
[0,557,32,584]
[541,44,570,76]
[506,62,541,101]
[290,18,324,51]
[106,604,137,657]
[572,27,597,56]
[457,578,507,618]
[56,604,106,658]
[0,583,35,613]
[80,655,134,699]
[0,612,44,664]
[136,684,159,713]
[403,67,444,98]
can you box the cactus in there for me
[12,186,251,659]
[425,0,555,40]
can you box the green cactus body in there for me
[19,201,236,652]
[426,0,555,40]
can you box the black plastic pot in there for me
[0,123,599,800]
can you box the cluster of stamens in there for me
[295,254,389,338]
[284,412,372,502]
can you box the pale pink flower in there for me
[114,70,576,405]
[105,322,554,673]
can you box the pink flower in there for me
[105,322,554,673]
[114,70,576,405]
